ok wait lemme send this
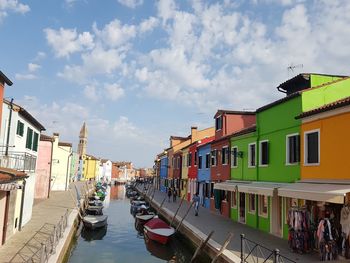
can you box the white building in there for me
[98,159,112,183]
[0,99,45,227]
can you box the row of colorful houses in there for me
[154,73,350,245]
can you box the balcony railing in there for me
[0,151,37,172]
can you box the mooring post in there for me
[211,232,234,263]
[176,201,194,232]
[170,194,186,226]
[190,230,214,263]
[240,234,245,263]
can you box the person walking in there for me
[167,187,172,202]
[192,192,200,216]
[172,187,177,202]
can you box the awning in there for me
[278,183,350,204]
[237,183,289,196]
[214,181,252,191]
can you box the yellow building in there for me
[82,154,100,180]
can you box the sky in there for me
[0,0,350,168]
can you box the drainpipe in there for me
[5,98,13,156]
[19,178,26,231]
[65,151,73,191]
[47,138,54,198]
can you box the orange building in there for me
[299,96,350,181]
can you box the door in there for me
[0,192,7,246]
[239,192,246,223]
[199,183,204,205]
[271,194,283,237]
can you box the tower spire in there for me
[78,122,88,158]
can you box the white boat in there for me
[135,212,157,222]
[82,215,108,230]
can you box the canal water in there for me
[67,185,209,263]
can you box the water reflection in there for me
[68,185,209,263]
[81,226,107,242]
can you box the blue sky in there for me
[1,0,350,167]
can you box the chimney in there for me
[191,126,198,142]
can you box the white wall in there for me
[22,172,35,227]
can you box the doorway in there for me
[271,195,282,237]
[239,192,246,223]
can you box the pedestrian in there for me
[173,187,177,202]
[192,192,200,216]
[167,187,172,202]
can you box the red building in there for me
[172,151,182,195]
[210,110,256,217]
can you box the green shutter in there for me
[33,132,39,151]
[26,128,33,149]
[20,122,24,136]
[16,120,20,135]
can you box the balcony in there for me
[0,152,37,172]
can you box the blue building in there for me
[160,156,168,192]
[197,138,214,208]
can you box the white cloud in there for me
[84,85,99,101]
[0,0,30,21]
[28,63,41,72]
[157,0,176,24]
[34,51,46,61]
[15,73,37,80]
[44,27,94,58]
[117,0,143,8]
[104,83,125,101]
[139,17,159,33]
[93,19,136,48]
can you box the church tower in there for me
[78,122,88,158]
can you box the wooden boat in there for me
[82,215,108,230]
[144,218,175,245]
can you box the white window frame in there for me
[222,146,229,165]
[258,195,268,218]
[231,146,238,168]
[259,140,269,167]
[286,133,300,166]
[231,190,237,208]
[205,153,210,169]
[215,115,222,131]
[304,129,320,166]
[194,151,198,166]
[211,149,217,167]
[248,143,256,168]
[198,155,202,170]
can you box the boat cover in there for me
[145,218,171,229]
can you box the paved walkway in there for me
[144,186,327,263]
[0,190,75,263]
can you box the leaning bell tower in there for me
[78,122,88,158]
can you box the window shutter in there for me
[33,132,39,151]
[26,128,33,149]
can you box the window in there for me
[205,183,210,198]
[248,143,256,167]
[248,194,256,213]
[221,147,229,165]
[16,120,24,136]
[215,116,222,130]
[198,156,202,169]
[26,127,33,149]
[205,153,210,168]
[33,132,39,152]
[286,134,300,164]
[211,150,217,166]
[187,153,192,167]
[231,190,237,208]
[304,130,320,165]
[259,141,269,166]
[258,195,268,217]
[210,182,214,197]
[194,151,198,166]
[231,147,238,168]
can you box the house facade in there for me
[180,146,189,198]
[99,159,112,182]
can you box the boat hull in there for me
[144,227,170,245]
[82,215,108,230]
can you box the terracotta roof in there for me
[0,167,27,184]
[0,71,13,86]
[296,96,350,119]
[40,134,54,142]
[214,110,255,118]
[256,92,300,113]
[58,142,72,147]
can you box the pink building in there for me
[34,134,53,199]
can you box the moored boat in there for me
[144,218,175,245]
[82,215,108,230]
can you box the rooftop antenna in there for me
[287,63,303,77]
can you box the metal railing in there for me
[0,151,37,172]
[9,209,69,263]
[240,234,296,263]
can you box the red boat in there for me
[144,218,175,245]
